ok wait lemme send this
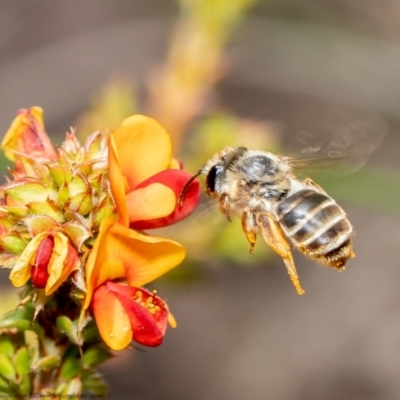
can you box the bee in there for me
[179,121,385,294]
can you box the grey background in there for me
[1,1,400,399]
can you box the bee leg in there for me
[257,212,305,295]
[241,209,257,254]
[219,193,232,222]
[304,178,327,194]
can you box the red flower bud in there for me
[30,236,54,288]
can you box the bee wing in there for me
[285,117,387,175]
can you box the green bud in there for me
[0,335,15,357]
[5,181,51,205]
[60,357,82,380]
[0,305,34,331]
[56,316,81,345]
[69,173,89,198]
[81,370,108,396]
[0,233,27,254]
[57,183,70,205]
[0,354,16,381]
[14,347,30,379]
[0,375,9,391]
[83,345,112,367]
[62,221,91,250]
[0,204,27,217]
[24,214,58,237]
[33,355,61,371]
[19,378,32,396]
[92,195,115,230]
[48,164,72,187]
[27,201,64,222]
[14,347,31,395]
[77,193,94,216]
[62,377,82,396]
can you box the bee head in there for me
[205,165,219,194]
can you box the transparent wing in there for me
[284,115,387,175]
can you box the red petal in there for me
[104,282,169,347]
[130,170,200,230]
[31,236,53,288]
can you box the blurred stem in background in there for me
[147,0,258,152]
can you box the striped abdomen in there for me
[277,189,354,269]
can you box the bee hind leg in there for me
[241,209,257,254]
[257,212,305,295]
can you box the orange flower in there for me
[1,107,57,176]
[85,116,200,350]
[109,114,200,229]
[92,282,172,348]
[9,231,80,296]
[84,217,184,350]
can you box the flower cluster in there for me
[0,107,200,351]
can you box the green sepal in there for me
[81,369,109,396]
[48,164,72,187]
[56,316,81,345]
[24,215,58,237]
[79,319,101,343]
[57,183,70,205]
[61,377,82,395]
[27,201,64,222]
[91,195,115,230]
[0,335,15,357]
[0,375,9,391]
[0,354,16,381]
[75,161,92,177]
[69,173,89,198]
[18,376,31,396]
[14,347,30,378]
[83,344,112,367]
[77,193,94,216]
[0,233,27,254]
[60,356,82,380]
[88,172,103,195]
[33,355,61,371]
[5,181,51,205]
[14,347,31,395]
[0,305,35,332]
[0,204,27,218]
[84,131,103,159]
[62,221,91,250]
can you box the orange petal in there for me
[92,283,133,350]
[106,223,186,288]
[83,217,124,310]
[83,218,185,309]
[1,107,57,162]
[111,115,173,190]
[126,183,176,223]
[9,232,48,287]
[113,285,168,347]
[45,233,80,296]
[108,134,129,226]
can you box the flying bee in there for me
[179,120,386,294]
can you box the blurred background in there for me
[1,1,400,399]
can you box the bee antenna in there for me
[178,169,203,207]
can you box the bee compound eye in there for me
[206,165,218,193]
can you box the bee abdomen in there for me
[277,189,353,268]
